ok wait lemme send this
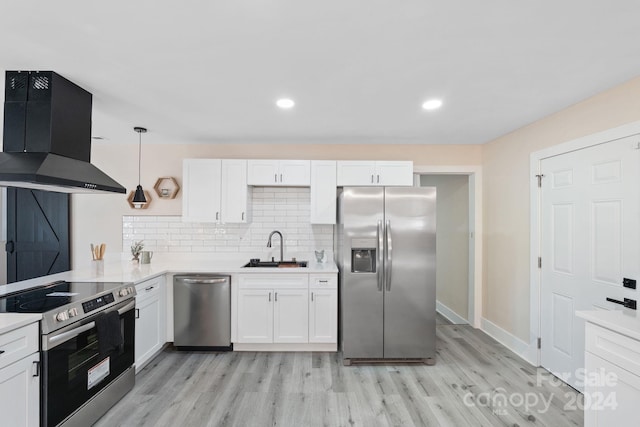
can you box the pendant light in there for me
[132,126,147,209]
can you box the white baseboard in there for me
[481,317,535,365]
[436,300,468,325]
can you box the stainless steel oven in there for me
[42,298,135,426]
[0,280,137,427]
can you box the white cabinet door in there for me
[336,161,376,186]
[0,351,39,427]
[237,289,273,343]
[135,278,164,372]
[273,289,308,343]
[247,160,310,186]
[336,160,413,186]
[182,159,222,222]
[221,159,249,223]
[375,161,413,186]
[279,160,311,186]
[247,160,279,186]
[310,160,336,224]
[585,352,640,427]
[309,289,337,343]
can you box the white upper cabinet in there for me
[183,159,249,223]
[221,159,249,223]
[336,161,413,186]
[182,159,222,222]
[310,160,336,224]
[247,160,311,186]
[375,161,414,186]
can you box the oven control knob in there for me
[119,289,128,297]
[68,308,79,317]
[127,286,134,294]
[55,311,69,322]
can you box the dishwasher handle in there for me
[180,278,228,284]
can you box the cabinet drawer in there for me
[135,277,163,300]
[0,323,39,370]
[309,274,337,289]
[238,274,308,289]
[586,322,640,377]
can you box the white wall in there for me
[420,175,469,322]
[482,74,640,343]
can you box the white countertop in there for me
[576,309,640,342]
[0,253,338,296]
[0,313,42,335]
[0,253,338,334]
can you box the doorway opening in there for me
[414,166,482,327]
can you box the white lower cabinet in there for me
[236,273,336,349]
[237,285,308,344]
[309,274,338,343]
[309,289,337,343]
[584,352,640,426]
[237,289,273,343]
[584,322,640,426]
[0,322,40,427]
[273,289,308,343]
[135,276,166,373]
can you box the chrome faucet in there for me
[267,230,284,262]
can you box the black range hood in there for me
[0,71,126,194]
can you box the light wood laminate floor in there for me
[96,321,583,427]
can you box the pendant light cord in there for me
[134,126,147,186]
[138,130,142,185]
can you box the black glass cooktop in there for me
[0,281,126,314]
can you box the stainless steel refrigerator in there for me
[336,186,436,363]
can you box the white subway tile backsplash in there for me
[123,187,334,257]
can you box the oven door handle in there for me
[48,300,135,345]
[49,322,96,344]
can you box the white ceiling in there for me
[2,1,640,145]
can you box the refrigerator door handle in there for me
[385,219,393,291]
[377,220,384,292]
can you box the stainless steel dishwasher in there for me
[173,274,232,349]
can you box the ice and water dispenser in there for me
[351,238,377,273]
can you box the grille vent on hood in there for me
[0,71,126,194]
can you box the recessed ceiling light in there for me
[422,99,443,111]
[276,98,295,109]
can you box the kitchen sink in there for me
[242,259,308,268]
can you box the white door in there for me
[584,353,640,427]
[182,159,222,222]
[0,352,40,427]
[309,289,337,343]
[273,289,308,343]
[247,160,279,186]
[336,161,376,186]
[375,161,413,186]
[135,290,162,371]
[540,136,639,391]
[279,160,311,186]
[310,160,336,224]
[237,289,273,343]
[221,159,248,223]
